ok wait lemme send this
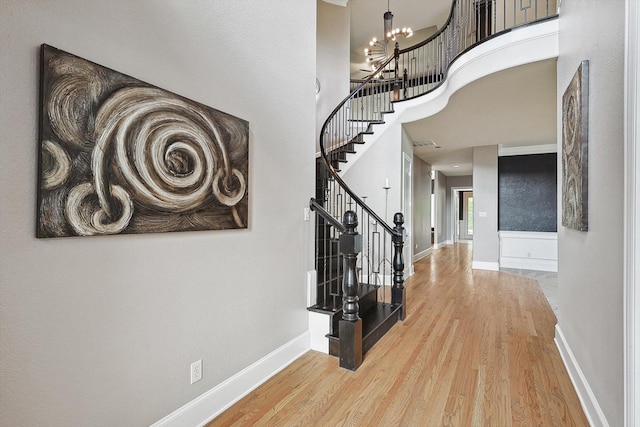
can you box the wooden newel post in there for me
[392,212,406,320]
[339,210,363,370]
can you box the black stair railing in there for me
[314,48,403,319]
[311,0,557,368]
[350,0,558,98]
[310,198,405,370]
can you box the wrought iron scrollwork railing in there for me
[314,0,557,313]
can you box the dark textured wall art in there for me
[561,60,589,232]
[498,153,557,232]
[37,45,248,237]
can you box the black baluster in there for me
[393,42,400,101]
[392,212,406,320]
[403,67,408,99]
[339,210,362,370]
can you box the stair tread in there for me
[307,283,379,314]
[347,119,385,124]
[325,301,401,357]
[326,302,400,340]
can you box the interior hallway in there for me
[209,244,588,426]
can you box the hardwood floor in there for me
[208,244,588,426]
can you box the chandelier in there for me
[363,1,413,72]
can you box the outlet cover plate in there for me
[190,359,202,384]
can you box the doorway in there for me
[460,191,474,241]
[452,187,473,244]
[402,153,413,276]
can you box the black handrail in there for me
[318,53,398,236]
[309,198,346,233]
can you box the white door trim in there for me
[624,0,640,424]
[451,186,473,244]
[461,191,474,240]
[402,153,414,276]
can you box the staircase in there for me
[310,0,558,370]
[309,203,402,357]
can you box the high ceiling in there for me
[345,0,558,177]
[349,0,451,77]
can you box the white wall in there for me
[556,1,625,425]
[341,123,402,224]
[0,1,316,426]
[401,127,414,273]
[317,0,350,151]
[472,146,499,270]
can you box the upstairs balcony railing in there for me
[351,0,558,96]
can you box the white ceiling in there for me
[345,0,558,177]
[405,59,558,175]
[349,0,451,77]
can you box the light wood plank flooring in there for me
[208,244,588,426]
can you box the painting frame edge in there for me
[36,44,250,238]
[561,59,589,232]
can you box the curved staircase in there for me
[310,0,558,370]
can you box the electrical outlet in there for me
[190,359,202,384]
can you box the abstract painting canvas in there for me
[561,60,589,232]
[37,44,249,237]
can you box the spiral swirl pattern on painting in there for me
[38,46,249,237]
[66,87,246,235]
[47,56,106,149]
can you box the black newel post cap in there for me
[343,210,358,231]
[394,212,404,226]
[393,212,405,241]
[340,210,362,253]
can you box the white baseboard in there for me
[472,261,500,271]
[499,257,558,272]
[151,332,310,427]
[413,248,432,262]
[434,241,450,249]
[555,325,610,427]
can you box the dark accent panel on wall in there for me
[498,153,557,232]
